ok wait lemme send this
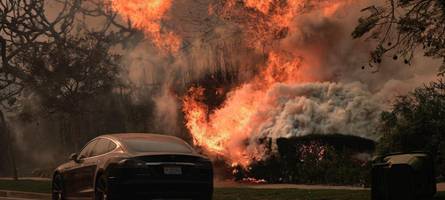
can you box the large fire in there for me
[181,0,348,167]
[111,0,380,168]
[183,51,317,166]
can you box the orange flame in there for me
[183,51,317,167]
[110,0,181,52]
[182,0,351,167]
[110,0,345,53]
[245,0,274,14]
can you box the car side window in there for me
[106,139,117,152]
[90,138,116,157]
[78,139,98,159]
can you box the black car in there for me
[52,133,213,200]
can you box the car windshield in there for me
[122,138,193,153]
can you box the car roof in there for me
[100,133,186,143]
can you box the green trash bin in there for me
[371,152,436,200]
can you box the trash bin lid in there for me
[384,153,429,170]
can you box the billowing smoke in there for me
[111,0,441,166]
[258,82,381,140]
[183,81,382,166]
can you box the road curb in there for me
[0,190,50,199]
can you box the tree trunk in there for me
[0,110,18,180]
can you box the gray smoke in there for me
[257,82,382,140]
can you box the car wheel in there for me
[95,174,114,200]
[52,174,65,200]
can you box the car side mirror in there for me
[69,153,79,162]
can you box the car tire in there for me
[52,174,65,200]
[95,173,114,200]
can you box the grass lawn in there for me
[0,179,444,200]
[0,179,51,194]
[213,188,370,200]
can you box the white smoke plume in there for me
[256,82,381,140]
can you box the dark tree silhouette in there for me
[0,0,82,179]
[0,0,79,102]
[0,0,136,105]
[353,0,445,73]
[0,0,138,177]
[0,111,17,180]
[15,33,120,114]
[378,78,445,176]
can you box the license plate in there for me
[163,166,182,175]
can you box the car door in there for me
[76,138,111,198]
[64,139,97,198]
[80,138,119,198]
